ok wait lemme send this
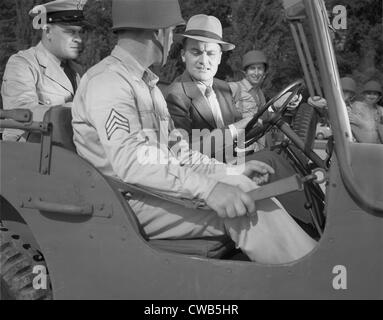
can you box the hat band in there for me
[183,29,223,42]
[47,10,84,23]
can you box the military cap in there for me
[362,80,382,95]
[29,0,87,25]
[340,77,356,94]
[242,50,268,71]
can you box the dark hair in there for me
[181,37,188,49]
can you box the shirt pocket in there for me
[37,90,67,106]
[235,93,258,116]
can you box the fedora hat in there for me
[177,14,235,51]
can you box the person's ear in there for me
[181,49,186,63]
[44,24,52,40]
[217,50,222,65]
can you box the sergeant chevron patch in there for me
[105,108,130,140]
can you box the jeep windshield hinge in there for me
[39,123,53,175]
[0,109,53,175]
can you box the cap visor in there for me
[54,20,89,27]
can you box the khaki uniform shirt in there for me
[72,46,227,202]
[229,78,266,118]
[229,78,267,150]
[349,101,383,144]
[1,42,81,140]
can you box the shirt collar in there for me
[239,78,254,92]
[111,45,159,88]
[193,79,214,96]
[36,41,62,67]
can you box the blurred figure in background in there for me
[340,77,357,106]
[348,80,383,144]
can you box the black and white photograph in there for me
[0,0,382,303]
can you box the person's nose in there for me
[198,52,209,66]
[73,32,82,43]
[254,68,262,75]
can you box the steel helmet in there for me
[362,80,382,95]
[112,0,185,31]
[340,77,356,94]
[242,50,268,71]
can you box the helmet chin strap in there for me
[154,27,173,67]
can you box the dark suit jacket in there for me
[165,71,241,160]
[166,72,314,226]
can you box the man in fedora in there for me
[165,14,318,237]
[72,0,315,264]
[1,0,86,141]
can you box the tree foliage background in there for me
[1,0,382,100]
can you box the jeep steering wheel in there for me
[244,79,305,147]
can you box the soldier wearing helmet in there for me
[340,77,357,106]
[242,50,269,88]
[362,80,382,107]
[228,50,302,149]
[1,0,86,141]
[229,50,269,121]
[72,0,316,264]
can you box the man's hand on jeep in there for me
[308,96,327,109]
[274,93,302,110]
[206,182,256,219]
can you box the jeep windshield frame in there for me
[283,0,383,214]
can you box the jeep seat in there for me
[43,106,77,152]
[43,106,236,259]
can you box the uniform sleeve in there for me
[1,55,49,140]
[1,54,52,115]
[84,73,224,201]
[228,82,240,101]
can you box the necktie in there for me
[61,61,77,93]
[205,86,225,128]
[205,86,213,98]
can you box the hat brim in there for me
[54,20,88,27]
[175,34,235,51]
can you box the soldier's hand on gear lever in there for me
[230,160,275,185]
[274,93,303,110]
[206,182,256,219]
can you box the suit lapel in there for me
[35,43,75,95]
[69,60,82,86]
[181,72,216,129]
[213,79,238,126]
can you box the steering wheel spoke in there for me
[244,79,305,147]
